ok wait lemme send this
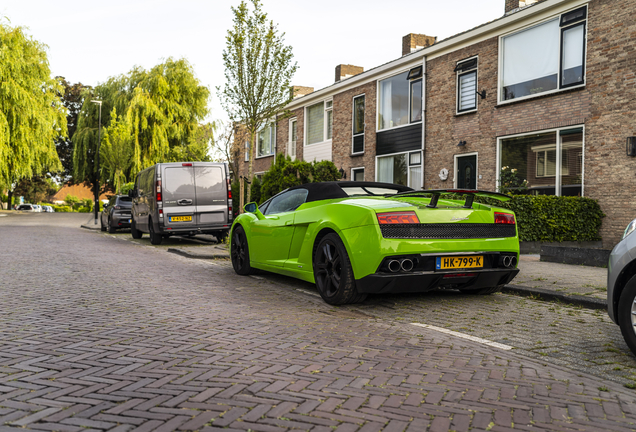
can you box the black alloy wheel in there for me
[230,226,252,275]
[148,218,163,245]
[313,233,366,305]
[618,274,636,356]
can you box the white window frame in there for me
[453,152,479,189]
[376,69,423,133]
[288,117,297,160]
[497,6,587,105]
[496,125,585,196]
[304,99,333,146]
[256,123,276,159]
[374,150,423,189]
[352,94,365,155]
[351,167,365,181]
[456,56,478,115]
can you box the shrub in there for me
[120,182,134,195]
[51,205,72,212]
[473,194,604,242]
[77,206,91,213]
[231,179,240,214]
[250,176,262,204]
[65,194,80,207]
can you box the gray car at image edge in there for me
[608,218,636,355]
[129,162,233,245]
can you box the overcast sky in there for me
[1,0,505,122]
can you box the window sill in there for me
[255,154,274,160]
[351,152,365,157]
[496,84,585,108]
[455,109,477,117]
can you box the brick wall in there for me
[332,81,377,181]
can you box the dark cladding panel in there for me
[353,135,364,153]
[376,124,422,155]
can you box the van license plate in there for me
[436,256,483,270]
[170,216,192,222]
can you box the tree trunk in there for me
[7,189,13,210]
[239,177,244,214]
[247,130,256,203]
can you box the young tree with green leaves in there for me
[0,23,67,207]
[218,0,297,208]
[55,78,90,183]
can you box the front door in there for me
[457,155,477,189]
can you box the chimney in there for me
[335,64,364,82]
[506,0,538,14]
[402,34,437,56]
[292,86,314,99]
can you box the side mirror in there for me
[244,202,265,220]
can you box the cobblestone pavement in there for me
[2,213,636,431]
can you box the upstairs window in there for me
[501,6,586,102]
[257,124,275,157]
[455,58,477,113]
[378,66,422,130]
[288,118,297,158]
[306,100,333,144]
[352,95,365,154]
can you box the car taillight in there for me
[182,163,193,167]
[114,205,121,210]
[494,212,515,224]
[227,178,232,217]
[377,211,419,225]
[156,179,162,202]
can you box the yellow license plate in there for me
[436,255,483,270]
[170,216,192,222]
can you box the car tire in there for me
[148,218,163,245]
[107,217,116,234]
[313,233,367,305]
[100,215,107,232]
[231,225,252,275]
[617,275,636,356]
[459,285,504,295]
[131,218,143,239]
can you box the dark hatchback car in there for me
[101,195,133,233]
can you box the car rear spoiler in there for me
[390,189,511,209]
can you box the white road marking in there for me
[0,214,6,217]
[296,289,321,297]
[410,322,513,350]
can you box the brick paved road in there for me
[2,213,636,431]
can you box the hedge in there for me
[473,195,604,242]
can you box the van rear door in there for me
[162,164,196,229]
[194,164,227,226]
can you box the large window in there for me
[306,100,332,145]
[498,127,583,196]
[377,151,422,189]
[378,66,422,130]
[456,58,477,113]
[501,6,586,101]
[257,124,275,157]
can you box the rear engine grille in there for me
[380,223,516,239]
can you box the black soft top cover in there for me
[287,181,414,203]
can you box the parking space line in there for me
[411,323,513,350]
[296,289,321,297]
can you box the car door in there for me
[249,188,309,267]
[193,164,226,226]
[162,164,196,229]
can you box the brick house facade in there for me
[236,0,636,248]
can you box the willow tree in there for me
[73,59,210,191]
[100,109,133,193]
[218,0,297,206]
[0,23,66,206]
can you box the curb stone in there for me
[502,284,607,310]
[167,248,229,260]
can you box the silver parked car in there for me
[608,218,636,355]
[129,162,233,245]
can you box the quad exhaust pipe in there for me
[501,255,517,268]
[387,258,415,273]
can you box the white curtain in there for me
[562,25,584,71]
[380,80,392,130]
[378,156,393,183]
[409,166,422,190]
[503,19,559,87]
[307,103,324,144]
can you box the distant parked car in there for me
[101,195,133,233]
[608,218,636,356]
[16,204,35,212]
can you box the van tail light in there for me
[377,211,420,225]
[156,179,162,202]
[159,209,163,218]
[227,178,233,217]
[494,212,515,224]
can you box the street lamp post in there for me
[91,99,102,225]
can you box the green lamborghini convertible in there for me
[230,181,519,305]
